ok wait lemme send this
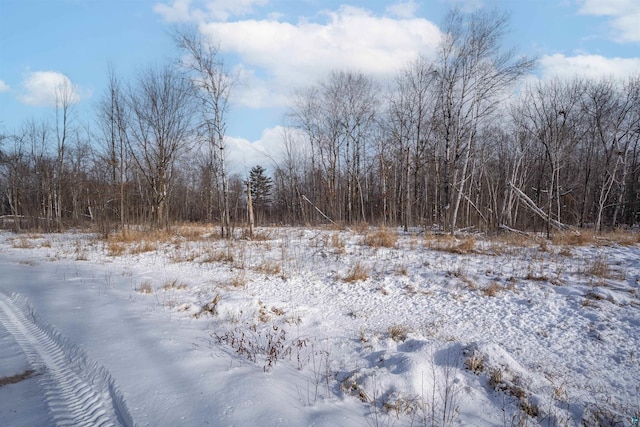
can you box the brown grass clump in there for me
[343,262,369,282]
[425,234,478,254]
[464,349,484,374]
[362,228,398,248]
[607,230,640,246]
[104,228,170,255]
[388,324,410,342]
[551,230,597,246]
[329,233,346,253]
[488,368,503,389]
[482,282,502,297]
[173,223,207,241]
[106,241,125,256]
[454,237,477,254]
[229,271,247,288]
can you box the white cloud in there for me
[386,1,420,19]
[19,71,82,107]
[539,53,640,80]
[153,0,193,22]
[154,0,267,22]
[0,80,9,93]
[577,0,640,42]
[201,6,442,109]
[226,126,294,176]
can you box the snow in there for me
[0,227,639,426]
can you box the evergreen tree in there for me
[247,165,273,223]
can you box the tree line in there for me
[1,10,639,235]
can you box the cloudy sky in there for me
[1,0,639,173]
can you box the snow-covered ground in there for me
[0,227,638,426]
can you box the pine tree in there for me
[247,165,273,223]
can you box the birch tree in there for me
[174,26,234,238]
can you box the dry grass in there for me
[229,271,247,288]
[130,241,157,255]
[552,230,597,246]
[490,232,537,247]
[394,264,408,276]
[607,230,640,246]
[104,229,171,256]
[362,228,397,248]
[106,241,126,256]
[343,261,369,282]
[107,228,173,245]
[552,229,640,247]
[329,233,346,253]
[0,369,37,387]
[162,279,188,290]
[173,223,207,241]
[11,237,33,249]
[199,249,234,264]
[255,260,282,276]
[488,368,503,389]
[586,256,611,278]
[426,235,477,254]
[482,282,502,297]
[138,280,153,294]
[464,349,484,374]
[196,293,221,318]
[388,324,410,342]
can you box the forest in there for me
[1,9,639,235]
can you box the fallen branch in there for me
[498,223,530,236]
[508,182,569,230]
[302,195,336,225]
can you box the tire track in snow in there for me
[0,292,134,427]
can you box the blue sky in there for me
[1,0,639,171]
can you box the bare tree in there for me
[581,76,640,230]
[96,64,130,229]
[388,56,439,230]
[435,9,535,233]
[290,71,378,224]
[516,78,583,236]
[127,63,194,229]
[53,80,77,229]
[174,26,234,238]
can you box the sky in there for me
[1,0,639,174]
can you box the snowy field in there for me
[0,226,639,427]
